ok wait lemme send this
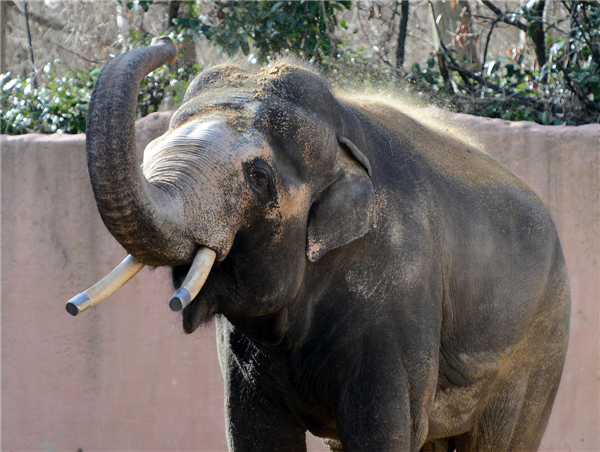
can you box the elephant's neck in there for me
[225,306,290,352]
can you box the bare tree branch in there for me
[28,11,74,33]
[23,1,36,87]
[481,0,528,33]
[482,17,500,68]
[473,13,569,35]
[52,41,102,65]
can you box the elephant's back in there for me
[345,97,531,197]
[345,97,555,241]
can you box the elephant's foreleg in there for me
[223,364,307,452]
[331,361,426,452]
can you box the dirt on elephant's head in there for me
[170,60,330,132]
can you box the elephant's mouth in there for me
[182,292,214,334]
[180,275,216,334]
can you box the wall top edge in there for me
[1,110,599,145]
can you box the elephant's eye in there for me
[250,169,267,181]
[248,167,270,188]
[245,161,275,201]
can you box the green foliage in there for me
[3,0,598,134]
[126,0,153,13]
[173,1,351,64]
[137,62,201,117]
[1,60,200,135]
[466,58,568,124]
[406,59,445,90]
[1,62,95,134]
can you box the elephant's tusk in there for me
[65,255,145,316]
[169,247,216,312]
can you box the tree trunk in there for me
[167,0,179,29]
[530,0,547,68]
[395,0,409,77]
[0,1,8,74]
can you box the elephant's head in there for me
[86,38,374,339]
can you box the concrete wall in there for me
[1,111,598,451]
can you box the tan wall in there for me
[1,112,598,451]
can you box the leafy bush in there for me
[137,62,201,118]
[1,63,95,134]
[1,60,200,135]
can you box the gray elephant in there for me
[83,38,570,451]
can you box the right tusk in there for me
[65,255,145,316]
[169,247,216,312]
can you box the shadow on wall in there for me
[1,111,598,452]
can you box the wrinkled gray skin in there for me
[86,38,570,451]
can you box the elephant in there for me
[84,37,570,451]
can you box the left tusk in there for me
[169,247,216,312]
[65,255,145,316]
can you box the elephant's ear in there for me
[306,135,375,263]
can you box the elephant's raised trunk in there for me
[86,37,195,266]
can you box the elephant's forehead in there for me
[143,118,271,169]
[170,91,260,130]
[145,119,230,154]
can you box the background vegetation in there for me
[1,0,599,135]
